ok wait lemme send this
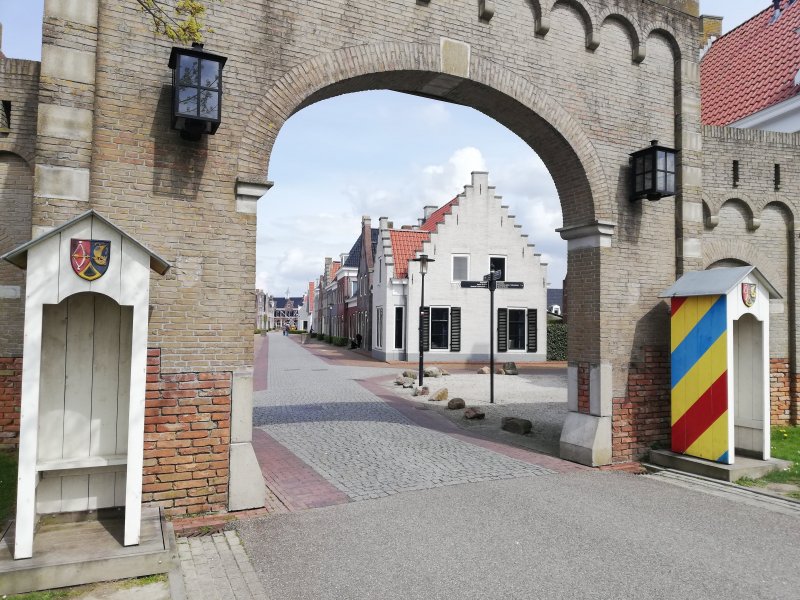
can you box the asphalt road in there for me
[237,471,800,600]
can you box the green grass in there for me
[8,575,168,599]
[0,450,17,524]
[736,426,800,488]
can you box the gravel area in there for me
[382,366,568,455]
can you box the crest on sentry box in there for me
[742,282,757,308]
[70,238,111,281]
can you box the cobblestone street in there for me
[252,334,574,506]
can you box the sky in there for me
[0,0,774,297]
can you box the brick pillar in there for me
[0,357,22,450]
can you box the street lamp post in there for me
[411,254,435,386]
[328,304,333,340]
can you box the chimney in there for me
[698,15,723,48]
[340,253,348,265]
[423,205,438,220]
[324,257,332,279]
[379,217,389,230]
[471,171,489,193]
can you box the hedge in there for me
[547,322,567,361]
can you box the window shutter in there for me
[497,308,508,353]
[421,306,430,352]
[527,309,538,353]
[450,307,461,352]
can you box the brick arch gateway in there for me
[2,0,799,516]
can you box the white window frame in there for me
[376,306,383,348]
[451,254,470,282]
[489,255,507,281]
[394,306,404,350]
[507,307,526,352]
[429,306,450,351]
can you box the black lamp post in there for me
[168,43,227,140]
[328,304,333,340]
[411,254,435,386]
[630,140,677,201]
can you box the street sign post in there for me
[460,278,524,404]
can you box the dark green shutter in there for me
[497,308,508,353]
[527,309,538,353]
[421,306,430,352]
[450,307,461,352]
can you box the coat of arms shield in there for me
[742,282,757,308]
[70,239,111,281]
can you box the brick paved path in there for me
[178,531,266,600]
[253,334,578,507]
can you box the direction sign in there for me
[496,281,524,289]
[461,281,488,289]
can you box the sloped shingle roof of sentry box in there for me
[701,1,800,126]
[0,209,171,275]
[659,267,781,299]
[389,230,430,279]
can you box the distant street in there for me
[238,334,800,600]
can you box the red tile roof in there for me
[389,230,430,278]
[308,281,315,312]
[701,2,800,126]
[330,261,341,279]
[419,197,459,232]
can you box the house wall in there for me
[404,172,548,362]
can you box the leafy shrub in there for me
[288,329,307,335]
[334,336,348,347]
[547,322,567,361]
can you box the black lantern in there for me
[168,43,227,140]
[630,140,677,201]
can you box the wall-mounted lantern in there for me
[168,43,227,140]
[630,140,677,201]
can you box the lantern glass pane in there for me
[199,89,219,119]
[657,151,666,170]
[644,171,652,189]
[200,60,220,89]
[178,55,199,86]
[644,154,653,173]
[667,152,675,172]
[636,173,644,193]
[657,171,666,191]
[666,173,676,193]
[177,86,198,115]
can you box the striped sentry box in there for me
[670,295,730,463]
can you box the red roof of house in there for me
[419,198,458,232]
[389,230,430,278]
[330,261,341,279]
[701,2,800,126]
[308,281,315,311]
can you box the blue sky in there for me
[0,0,773,296]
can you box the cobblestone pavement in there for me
[253,334,564,504]
[178,531,265,600]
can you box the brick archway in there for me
[237,42,610,227]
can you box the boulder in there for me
[440,368,451,376]
[413,386,430,396]
[495,367,505,375]
[430,388,448,402]
[464,407,486,420]
[501,417,532,435]
[424,366,442,378]
[502,362,519,375]
[402,370,418,379]
[447,397,466,410]
[402,378,415,388]
[394,375,406,386]
[477,366,490,375]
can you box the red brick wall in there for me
[0,357,22,451]
[613,348,671,463]
[771,358,791,426]
[143,349,231,517]
[577,363,589,414]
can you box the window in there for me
[394,306,404,349]
[489,256,506,281]
[376,307,383,348]
[508,309,525,350]
[452,255,469,281]
[430,307,449,350]
[0,101,10,134]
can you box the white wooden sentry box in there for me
[1,210,170,560]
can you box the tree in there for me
[137,0,219,44]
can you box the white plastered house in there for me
[371,172,548,363]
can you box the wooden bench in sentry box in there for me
[1,210,170,560]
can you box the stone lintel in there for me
[440,38,470,79]
[0,286,21,299]
[37,104,93,142]
[560,413,612,466]
[231,369,254,444]
[557,220,616,250]
[235,178,273,215]
[567,364,578,412]
[45,0,99,27]
[34,165,90,202]
[41,46,96,85]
